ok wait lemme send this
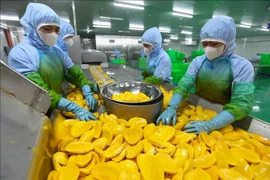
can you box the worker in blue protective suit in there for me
[56,19,75,54]
[135,27,172,85]
[157,16,255,134]
[8,3,97,121]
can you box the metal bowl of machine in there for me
[100,80,162,105]
[102,93,164,123]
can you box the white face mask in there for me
[144,47,153,56]
[203,45,226,60]
[38,31,58,47]
[64,38,73,48]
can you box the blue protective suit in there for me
[158,16,255,132]
[141,27,172,81]
[56,19,75,53]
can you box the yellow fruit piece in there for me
[53,152,68,166]
[172,167,184,180]
[52,158,62,171]
[143,123,156,138]
[224,131,243,141]
[75,94,84,101]
[67,155,76,165]
[177,132,197,144]
[213,142,238,166]
[124,126,143,145]
[156,152,178,174]
[62,111,75,118]
[230,147,260,163]
[79,174,95,180]
[92,162,121,180]
[118,168,141,180]
[177,143,194,160]
[94,147,105,163]
[147,135,168,148]
[93,121,102,138]
[92,138,108,150]
[47,170,56,180]
[142,139,156,154]
[126,117,148,128]
[93,112,100,119]
[232,158,254,180]
[126,141,143,159]
[91,151,100,164]
[209,131,225,142]
[225,139,245,148]
[53,113,71,145]
[105,142,125,159]
[173,148,189,168]
[79,158,95,176]
[196,105,203,114]
[212,151,228,168]
[119,159,138,171]
[116,118,128,125]
[71,122,93,138]
[262,153,270,163]
[153,125,176,141]
[203,109,218,119]
[58,166,80,180]
[137,154,164,180]
[79,131,95,143]
[183,159,193,173]
[246,139,266,157]
[218,168,248,180]
[193,142,207,159]
[156,142,176,157]
[199,132,216,147]
[249,133,270,146]
[184,168,212,180]
[112,144,127,162]
[205,166,219,180]
[76,152,92,168]
[63,119,79,127]
[111,134,124,147]
[65,142,94,154]
[250,160,270,179]
[58,137,76,151]
[219,124,234,134]
[174,120,186,130]
[235,128,250,140]
[192,154,216,169]
[101,126,113,146]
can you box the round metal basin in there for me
[100,80,162,105]
[102,94,163,124]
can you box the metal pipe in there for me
[72,0,77,35]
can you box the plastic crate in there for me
[172,63,190,71]
[110,59,126,65]
[166,50,185,63]
[257,54,270,74]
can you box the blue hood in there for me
[200,16,236,58]
[20,3,60,50]
[142,27,163,58]
[56,19,75,52]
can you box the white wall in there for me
[0,29,8,64]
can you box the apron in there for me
[195,58,233,105]
[38,48,64,94]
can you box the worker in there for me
[8,3,97,121]
[136,27,172,85]
[56,19,75,54]
[157,16,255,134]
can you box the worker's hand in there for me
[58,98,97,121]
[184,110,235,134]
[156,106,177,126]
[135,75,144,81]
[82,85,98,111]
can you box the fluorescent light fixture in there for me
[114,2,144,10]
[118,30,131,33]
[260,28,269,32]
[179,25,193,29]
[87,29,94,33]
[159,27,171,33]
[185,38,192,41]
[239,24,251,28]
[172,12,193,18]
[0,23,8,29]
[129,27,144,31]
[93,25,111,28]
[93,21,111,26]
[130,24,144,28]
[0,14,19,21]
[100,16,124,21]
[117,0,144,6]
[164,39,171,43]
[173,7,193,15]
[181,30,192,34]
[170,36,178,40]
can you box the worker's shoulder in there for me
[160,50,171,61]
[9,42,37,56]
[230,54,253,69]
[191,54,207,65]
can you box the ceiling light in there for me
[93,21,111,26]
[172,12,193,18]
[239,24,251,28]
[173,7,193,15]
[114,2,144,10]
[118,30,131,33]
[117,0,144,6]
[260,28,269,32]
[130,24,144,28]
[159,27,171,33]
[164,39,171,43]
[179,25,193,29]
[129,27,144,31]
[100,16,124,21]
[93,25,111,28]
[0,14,19,21]
[185,38,192,41]
[0,23,8,29]
[181,30,192,34]
[170,36,178,40]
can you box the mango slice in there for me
[124,126,143,145]
[92,137,108,150]
[53,152,68,166]
[192,154,216,169]
[137,154,164,180]
[184,168,212,180]
[249,133,270,146]
[76,152,92,168]
[101,126,113,146]
[224,131,243,141]
[71,121,93,138]
[142,139,156,154]
[209,130,225,142]
[232,159,254,180]
[118,168,141,180]
[94,147,105,163]
[230,147,260,163]
[219,124,234,134]
[93,121,102,138]
[173,148,189,168]
[235,128,250,140]
[156,142,176,156]
[126,117,147,128]
[78,130,95,142]
[143,123,156,138]
[199,132,216,147]
[205,166,219,180]
[126,141,143,159]
[212,151,228,168]
[92,162,121,180]
[250,160,270,179]
[156,152,178,174]
[105,142,125,159]
[172,167,184,180]
[218,168,248,180]
[112,143,128,162]
[119,159,138,171]
[65,142,94,154]
[58,166,80,180]
[79,158,95,175]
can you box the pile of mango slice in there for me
[112,91,151,103]
[62,88,101,118]
[89,65,115,87]
[48,109,270,180]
